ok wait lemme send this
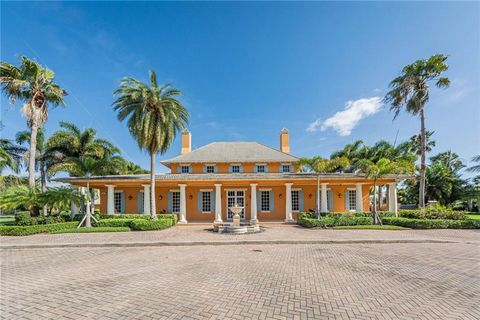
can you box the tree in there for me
[298,156,350,218]
[355,158,414,224]
[113,70,189,220]
[385,54,450,208]
[0,56,67,188]
[397,131,436,157]
[467,155,480,173]
[0,185,41,215]
[120,160,149,174]
[0,139,25,174]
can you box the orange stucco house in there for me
[62,129,406,223]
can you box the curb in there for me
[0,239,456,250]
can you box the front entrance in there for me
[226,190,245,220]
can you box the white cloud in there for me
[307,97,383,136]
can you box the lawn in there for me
[333,225,409,230]
[467,214,480,220]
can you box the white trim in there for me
[255,163,267,166]
[224,188,247,191]
[280,163,291,165]
[292,188,302,191]
[229,163,241,166]
[200,189,213,192]
[260,211,271,213]
[114,190,123,193]
[259,188,272,191]
[169,189,180,192]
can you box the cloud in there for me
[307,97,383,136]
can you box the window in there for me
[348,190,356,210]
[256,165,265,173]
[282,165,291,173]
[202,191,212,212]
[206,165,215,173]
[231,165,240,173]
[172,191,180,213]
[180,166,190,173]
[114,192,122,213]
[291,190,299,211]
[260,191,270,211]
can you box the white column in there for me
[320,183,328,212]
[106,185,115,214]
[142,184,150,214]
[250,184,258,224]
[285,183,294,222]
[179,184,187,224]
[388,182,398,216]
[355,183,363,212]
[214,184,223,224]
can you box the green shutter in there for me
[167,192,172,212]
[197,192,202,212]
[299,191,304,211]
[120,192,126,213]
[177,166,181,173]
[269,191,274,211]
[254,166,258,173]
[203,165,207,173]
[210,191,215,212]
[328,190,333,212]
[228,166,233,173]
[239,165,244,173]
[214,166,218,173]
[257,191,261,211]
[137,192,143,213]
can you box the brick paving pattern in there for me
[1,241,479,319]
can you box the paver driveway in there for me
[1,241,479,319]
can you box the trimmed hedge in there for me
[99,214,148,219]
[73,213,101,222]
[0,222,78,236]
[298,216,372,228]
[396,210,466,220]
[95,219,136,228]
[382,217,480,229]
[129,219,172,231]
[157,214,178,225]
[50,227,130,234]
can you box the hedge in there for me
[382,217,480,229]
[99,213,178,224]
[129,219,172,231]
[298,216,372,228]
[50,227,131,234]
[0,222,78,236]
[299,210,468,221]
[94,219,136,228]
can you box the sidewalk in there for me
[1,224,478,249]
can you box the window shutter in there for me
[120,192,126,213]
[137,192,143,213]
[214,166,218,173]
[257,191,261,211]
[197,192,202,212]
[167,192,173,212]
[278,165,282,173]
[290,165,294,173]
[345,190,350,211]
[265,165,269,173]
[212,192,216,211]
[228,166,232,173]
[203,165,207,173]
[177,166,181,173]
[299,191,304,211]
[328,190,333,212]
[239,165,244,173]
[189,165,192,173]
[269,191,274,211]
[254,165,258,173]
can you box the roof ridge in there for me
[254,141,300,160]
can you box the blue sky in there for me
[1,1,479,175]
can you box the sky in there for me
[1,1,479,176]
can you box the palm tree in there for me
[0,139,25,174]
[467,155,480,173]
[113,70,189,219]
[0,56,67,188]
[298,156,350,218]
[355,158,414,224]
[384,54,450,209]
[121,161,149,174]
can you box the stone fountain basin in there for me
[213,223,260,234]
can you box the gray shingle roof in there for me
[161,142,299,165]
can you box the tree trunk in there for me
[85,179,91,228]
[41,162,48,216]
[150,152,157,220]
[372,180,382,225]
[316,174,321,219]
[28,125,38,188]
[419,108,427,209]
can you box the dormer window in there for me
[206,165,215,173]
[257,165,265,173]
[180,165,191,173]
[282,165,291,173]
[231,165,240,173]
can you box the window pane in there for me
[114,193,122,213]
[206,166,215,173]
[291,190,299,211]
[257,165,265,173]
[181,166,190,173]
[349,190,356,210]
[261,191,270,211]
[172,192,180,213]
[202,192,211,212]
[232,165,240,173]
[282,165,291,172]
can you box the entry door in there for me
[226,190,245,220]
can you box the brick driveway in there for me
[1,240,479,319]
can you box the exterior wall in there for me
[170,162,296,174]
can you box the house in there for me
[61,129,405,223]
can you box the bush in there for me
[157,213,178,225]
[398,210,466,220]
[50,227,131,234]
[0,222,78,236]
[297,216,372,228]
[73,213,100,222]
[99,214,148,219]
[383,217,480,229]
[15,211,35,226]
[95,219,136,228]
[129,219,172,231]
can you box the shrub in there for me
[297,216,372,228]
[129,219,172,231]
[50,227,131,234]
[95,219,136,228]
[157,213,178,225]
[398,210,466,220]
[99,214,148,220]
[0,222,78,236]
[73,213,101,222]
[382,217,480,229]
[15,211,35,226]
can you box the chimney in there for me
[279,128,290,154]
[181,130,191,154]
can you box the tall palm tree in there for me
[384,54,449,208]
[0,56,67,187]
[113,70,189,219]
[355,158,414,223]
[467,155,480,173]
[0,139,25,174]
[298,156,350,218]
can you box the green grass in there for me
[333,225,409,230]
[50,227,131,234]
[467,214,480,221]
[0,216,16,226]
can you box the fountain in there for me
[213,204,261,234]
